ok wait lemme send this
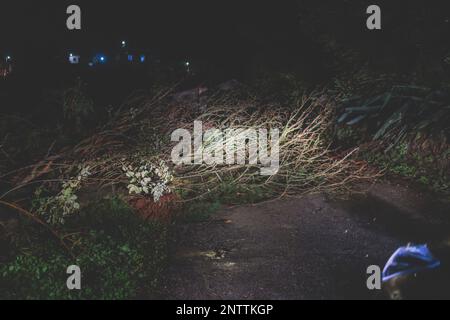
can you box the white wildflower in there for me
[122,159,172,202]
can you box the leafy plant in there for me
[337,86,450,150]
[179,200,221,223]
[32,165,91,225]
[0,197,168,300]
[61,80,94,134]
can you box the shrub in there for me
[61,81,94,134]
[0,197,168,300]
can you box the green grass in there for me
[0,197,168,300]
[363,142,450,197]
[213,181,269,205]
[176,180,270,224]
[178,200,222,223]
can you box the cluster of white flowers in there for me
[122,160,172,202]
[129,107,139,119]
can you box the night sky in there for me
[0,1,300,60]
[1,1,449,79]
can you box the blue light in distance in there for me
[140,55,145,63]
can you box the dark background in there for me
[1,0,449,113]
[1,1,449,77]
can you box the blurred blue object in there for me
[382,244,441,282]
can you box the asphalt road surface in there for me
[160,182,449,300]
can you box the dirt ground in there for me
[158,181,450,300]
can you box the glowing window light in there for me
[140,55,145,63]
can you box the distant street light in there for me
[185,61,191,73]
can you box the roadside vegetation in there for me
[1,69,449,298]
[1,197,167,299]
[1,2,449,299]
